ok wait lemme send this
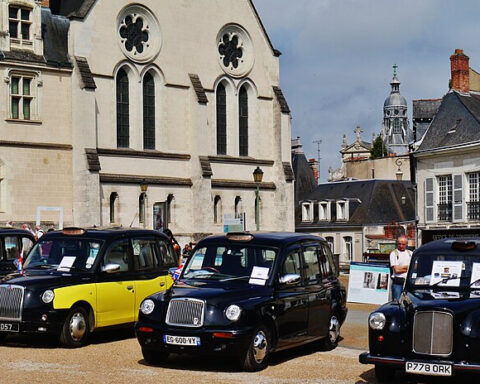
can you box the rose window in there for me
[218,34,243,69]
[117,5,161,64]
[216,24,254,78]
[120,15,149,54]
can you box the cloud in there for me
[253,0,480,180]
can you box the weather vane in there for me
[393,63,398,77]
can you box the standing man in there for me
[389,235,412,301]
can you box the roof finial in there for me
[393,63,398,77]
[354,125,363,141]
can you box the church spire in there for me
[390,64,400,93]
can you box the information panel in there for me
[347,262,391,305]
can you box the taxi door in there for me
[275,247,310,347]
[95,239,136,327]
[132,237,176,320]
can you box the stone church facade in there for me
[0,0,294,241]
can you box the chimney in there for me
[308,158,319,184]
[450,49,470,93]
[41,0,50,7]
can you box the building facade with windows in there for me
[0,0,294,241]
[415,50,480,244]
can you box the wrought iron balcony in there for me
[437,203,452,221]
[467,201,480,221]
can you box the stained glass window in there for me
[216,83,227,155]
[239,86,248,156]
[143,72,155,150]
[116,69,130,148]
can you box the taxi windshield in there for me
[408,252,480,290]
[182,245,277,282]
[23,238,104,273]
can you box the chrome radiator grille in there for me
[165,298,205,328]
[0,285,24,321]
[413,311,453,356]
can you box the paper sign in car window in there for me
[430,261,463,287]
[249,266,270,285]
[57,256,76,272]
[470,263,480,287]
[249,278,266,286]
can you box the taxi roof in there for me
[415,238,480,256]
[40,227,170,241]
[197,232,325,248]
[0,228,36,239]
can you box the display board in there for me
[347,262,391,304]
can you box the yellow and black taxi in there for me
[0,227,177,347]
[360,239,480,382]
[136,232,347,371]
[0,228,35,276]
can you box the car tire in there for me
[59,306,89,348]
[375,364,395,383]
[240,325,270,372]
[142,347,169,365]
[319,313,341,351]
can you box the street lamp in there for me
[253,167,264,231]
[140,179,148,228]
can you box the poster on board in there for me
[347,262,391,305]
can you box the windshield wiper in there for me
[220,275,250,282]
[25,264,58,270]
[431,275,461,288]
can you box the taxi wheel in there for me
[375,364,395,383]
[240,325,270,372]
[60,306,89,348]
[319,314,340,351]
[142,347,169,365]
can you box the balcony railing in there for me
[438,203,452,221]
[468,201,480,221]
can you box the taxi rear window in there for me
[23,238,104,272]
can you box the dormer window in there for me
[9,6,32,41]
[336,200,349,221]
[301,201,314,222]
[319,201,331,221]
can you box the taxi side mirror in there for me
[101,263,121,274]
[279,274,301,285]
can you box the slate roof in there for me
[0,8,70,68]
[75,56,96,89]
[273,86,291,114]
[416,92,480,152]
[413,99,442,120]
[189,74,208,104]
[49,0,96,19]
[292,152,317,204]
[296,179,415,227]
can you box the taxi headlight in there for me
[140,299,155,315]
[41,290,55,304]
[225,305,242,321]
[369,312,386,330]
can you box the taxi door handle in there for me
[127,285,134,291]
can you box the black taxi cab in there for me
[360,239,480,382]
[0,228,35,276]
[136,232,347,371]
[0,227,177,347]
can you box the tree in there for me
[370,136,387,159]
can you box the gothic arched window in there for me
[143,72,155,150]
[109,192,118,223]
[116,68,130,148]
[214,196,222,224]
[216,83,227,155]
[239,86,248,156]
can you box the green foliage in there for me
[370,136,387,159]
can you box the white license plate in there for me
[163,335,201,346]
[0,322,19,332]
[405,361,452,376]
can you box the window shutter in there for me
[425,178,435,223]
[453,174,464,222]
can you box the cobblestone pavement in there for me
[0,303,474,384]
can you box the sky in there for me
[252,0,480,181]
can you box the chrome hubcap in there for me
[253,331,268,363]
[69,312,86,341]
[329,316,340,343]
